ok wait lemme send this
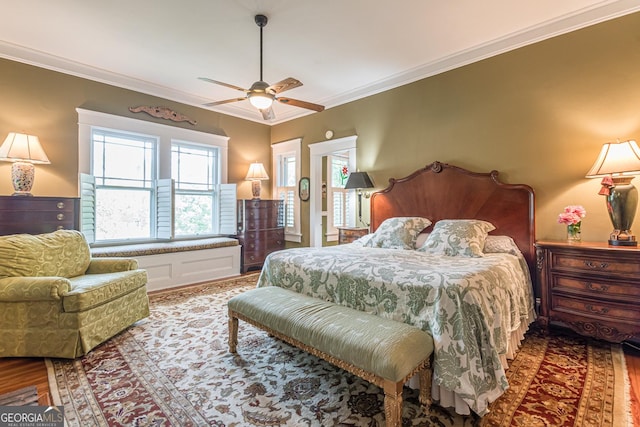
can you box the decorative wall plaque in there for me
[129,106,197,125]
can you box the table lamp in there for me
[246,162,269,199]
[585,139,640,246]
[344,171,374,226]
[0,132,51,196]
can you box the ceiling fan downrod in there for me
[255,14,268,82]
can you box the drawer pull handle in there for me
[583,261,608,269]
[57,202,65,209]
[585,304,609,315]
[585,283,609,292]
[57,213,65,221]
[56,226,64,230]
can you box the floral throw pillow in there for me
[417,219,496,257]
[363,217,432,250]
[483,235,521,256]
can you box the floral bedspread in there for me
[256,245,535,416]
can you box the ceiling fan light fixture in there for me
[248,92,274,109]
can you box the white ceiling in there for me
[2,1,639,125]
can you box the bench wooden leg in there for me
[383,380,403,427]
[418,366,432,408]
[228,310,238,353]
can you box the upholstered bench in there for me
[227,286,434,427]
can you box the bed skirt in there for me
[414,308,536,416]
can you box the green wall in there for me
[271,11,640,242]
[0,58,271,201]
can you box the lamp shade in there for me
[245,162,269,181]
[585,140,640,177]
[0,132,50,164]
[344,171,374,189]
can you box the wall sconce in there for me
[245,162,269,199]
[0,132,51,196]
[344,171,374,226]
[586,139,640,246]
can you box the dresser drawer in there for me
[0,196,79,235]
[551,252,640,276]
[550,275,640,301]
[243,229,284,251]
[552,295,640,323]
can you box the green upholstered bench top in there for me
[228,286,434,383]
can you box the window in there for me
[328,153,354,231]
[172,142,218,236]
[272,138,302,242]
[91,129,156,241]
[77,108,234,244]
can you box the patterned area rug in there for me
[47,274,631,426]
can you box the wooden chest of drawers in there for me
[237,199,284,273]
[535,240,640,343]
[0,196,80,236]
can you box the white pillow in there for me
[417,219,496,257]
[363,217,432,250]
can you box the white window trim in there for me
[77,108,229,180]
[77,108,233,244]
[272,138,302,243]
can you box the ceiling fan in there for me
[199,14,325,120]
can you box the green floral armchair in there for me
[0,230,149,358]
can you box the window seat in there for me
[92,237,241,291]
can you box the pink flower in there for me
[557,205,586,225]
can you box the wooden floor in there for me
[1,344,639,424]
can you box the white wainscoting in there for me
[135,245,241,292]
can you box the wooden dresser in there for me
[535,240,640,343]
[337,227,369,244]
[237,199,284,273]
[0,196,80,236]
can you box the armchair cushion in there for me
[65,270,147,312]
[0,230,90,278]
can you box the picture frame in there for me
[299,177,310,201]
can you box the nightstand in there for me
[535,240,640,343]
[337,227,369,244]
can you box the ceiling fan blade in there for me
[268,77,302,94]
[277,97,325,112]
[203,97,246,107]
[198,77,248,93]
[260,107,275,120]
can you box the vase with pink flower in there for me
[557,205,586,243]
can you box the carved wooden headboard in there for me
[370,161,536,278]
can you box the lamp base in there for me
[251,180,262,199]
[605,178,638,247]
[11,162,35,197]
[608,230,637,246]
[609,240,637,246]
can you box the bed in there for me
[255,161,536,416]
